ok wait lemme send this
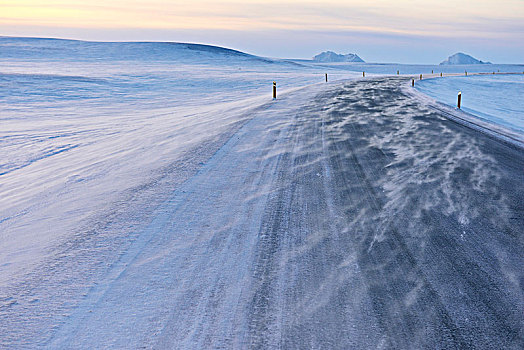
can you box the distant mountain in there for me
[440,52,491,65]
[313,51,364,63]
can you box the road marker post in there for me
[273,81,277,99]
[457,92,462,109]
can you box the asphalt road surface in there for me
[2,77,523,349]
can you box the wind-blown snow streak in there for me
[2,77,521,349]
[1,38,523,347]
[0,37,360,290]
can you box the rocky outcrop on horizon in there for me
[313,51,364,63]
[440,52,491,65]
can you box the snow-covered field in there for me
[415,74,524,136]
[1,37,523,348]
[1,38,360,285]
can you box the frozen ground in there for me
[1,38,359,287]
[1,38,523,349]
[415,74,524,136]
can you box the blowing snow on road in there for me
[1,76,522,349]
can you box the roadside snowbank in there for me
[404,77,524,148]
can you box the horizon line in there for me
[3,35,524,65]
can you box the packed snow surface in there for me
[415,74,524,135]
[1,37,362,287]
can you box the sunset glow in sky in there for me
[1,0,523,63]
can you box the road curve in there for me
[3,77,523,349]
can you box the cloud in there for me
[1,0,522,38]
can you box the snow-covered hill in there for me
[0,37,274,64]
[313,51,364,63]
[439,52,491,65]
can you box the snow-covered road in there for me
[1,78,523,349]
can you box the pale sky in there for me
[1,0,523,63]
